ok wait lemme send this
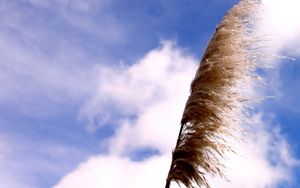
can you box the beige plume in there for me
[165,0,264,187]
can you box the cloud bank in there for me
[54,41,298,188]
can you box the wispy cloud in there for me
[257,0,300,116]
[0,1,109,117]
[0,127,91,188]
[17,0,124,43]
[0,2,116,187]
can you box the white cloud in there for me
[53,155,172,188]
[80,41,197,135]
[54,114,297,188]
[256,0,300,113]
[259,0,300,56]
[54,42,298,188]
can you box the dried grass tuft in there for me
[165,1,263,187]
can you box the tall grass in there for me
[165,1,263,187]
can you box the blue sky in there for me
[1,0,300,188]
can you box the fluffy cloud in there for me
[53,155,172,188]
[259,0,300,55]
[79,41,197,145]
[53,116,298,188]
[54,42,298,188]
